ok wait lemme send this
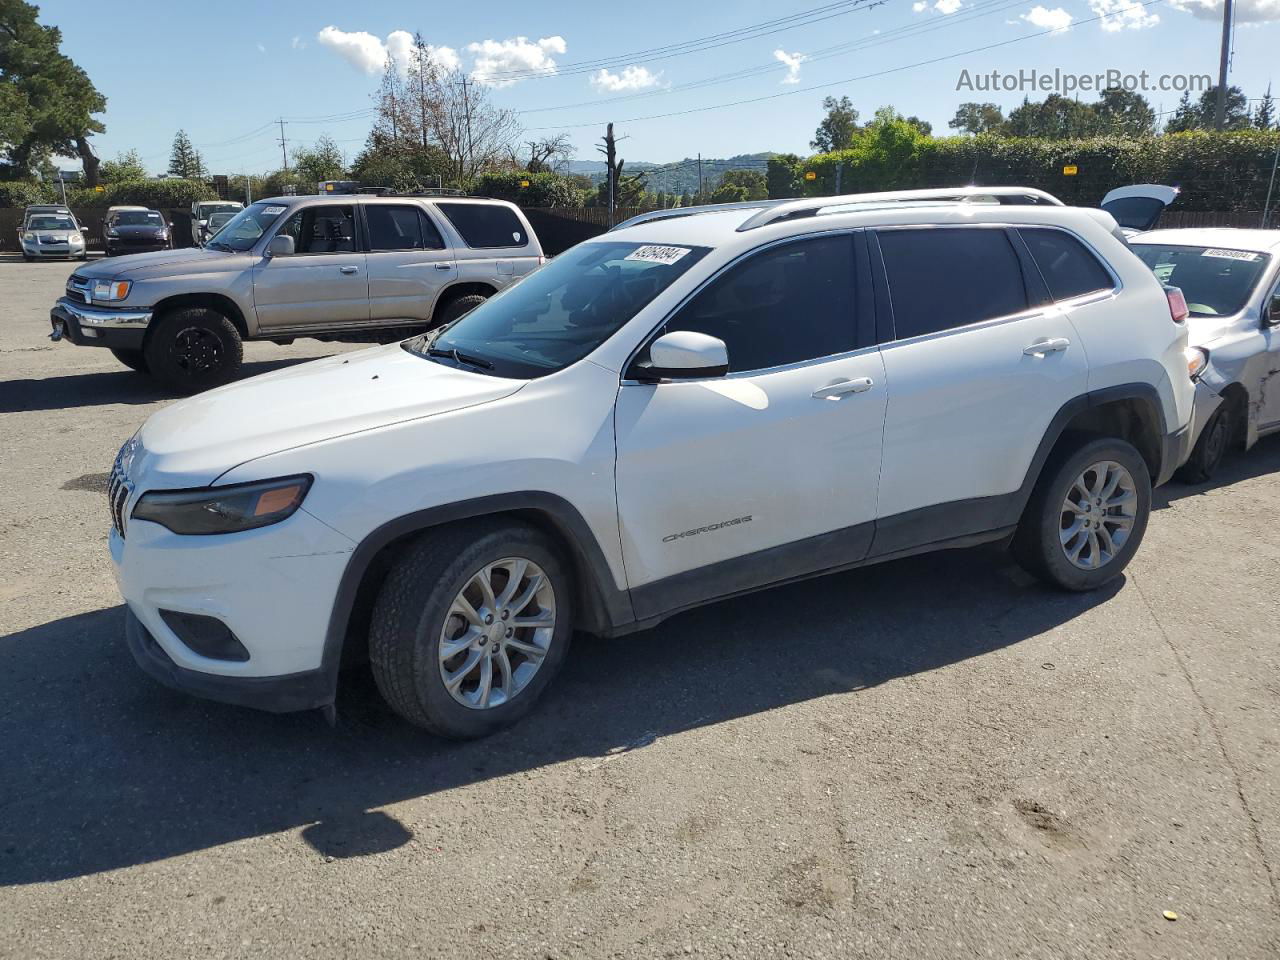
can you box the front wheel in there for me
[143,307,243,394]
[369,521,572,739]
[1177,403,1231,484]
[436,293,488,327]
[1012,436,1151,591]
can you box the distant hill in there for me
[567,153,775,196]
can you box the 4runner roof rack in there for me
[735,186,1064,231]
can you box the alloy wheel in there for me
[173,325,224,375]
[1059,460,1137,570]
[437,557,556,710]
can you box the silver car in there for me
[49,193,545,393]
[1130,228,1280,481]
[21,210,88,262]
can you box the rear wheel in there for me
[143,306,243,394]
[436,293,488,327]
[1013,436,1151,591]
[109,347,149,373]
[1176,402,1232,484]
[369,521,572,739]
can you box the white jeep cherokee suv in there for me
[109,187,1196,738]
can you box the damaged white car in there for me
[1130,229,1280,481]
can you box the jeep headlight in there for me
[132,475,313,535]
[91,279,132,301]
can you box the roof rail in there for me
[735,186,1064,231]
[610,199,784,232]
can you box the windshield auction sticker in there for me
[1202,248,1260,262]
[261,205,287,216]
[625,245,692,265]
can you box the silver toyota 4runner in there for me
[49,194,545,392]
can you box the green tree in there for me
[766,153,801,199]
[1094,88,1155,136]
[717,169,768,200]
[0,0,106,183]
[709,182,748,203]
[1166,86,1250,132]
[1001,94,1100,139]
[904,115,932,137]
[99,148,146,182]
[1254,85,1276,130]
[810,96,859,152]
[949,102,1004,135]
[167,130,205,179]
[292,134,346,188]
[1164,91,1199,133]
[351,130,453,190]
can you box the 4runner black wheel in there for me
[436,293,488,327]
[109,347,149,373]
[369,520,572,739]
[1176,403,1231,484]
[1012,436,1151,591]
[143,306,243,394]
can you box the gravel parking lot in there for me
[1,255,1278,959]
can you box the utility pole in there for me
[697,152,703,202]
[460,76,475,182]
[599,123,619,227]
[1214,0,1235,129]
[277,118,289,176]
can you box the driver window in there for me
[274,205,356,254]
[659,234,857,372]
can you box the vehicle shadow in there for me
[0,543,1118,886]
[1155,432,1280,508]
[0,357,332,414]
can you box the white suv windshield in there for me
[406,241,710,379]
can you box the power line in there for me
[526,0,1169,131]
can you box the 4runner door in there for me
[870,225,1088,553]
[253,203,370,329]
[363,204,456,323]
[613,233,886,619]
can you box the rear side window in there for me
[877,228,1028,339]
[367,205,425,251]
[661,234,857,372]
[437,203,527,248]
[1020,228,1114,301]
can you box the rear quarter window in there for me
[437,203,528,249]
[1019,228,1115,301]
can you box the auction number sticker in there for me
[625,245,692,265]
[262,205,287,215]
[1202,248,1260,262]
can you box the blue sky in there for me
[35,0,1280,173]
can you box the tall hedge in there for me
[471,171,588,207]
[0,178,216,209]
[781,130,1280,211]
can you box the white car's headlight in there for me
[70,234,84,244]
[91,279,132,301]
[22,231,34,242]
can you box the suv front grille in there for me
[66,274,91,304]
[107,462,133,538]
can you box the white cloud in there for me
[316,26,457,76]
[1021,5,1073,30]
[935,0,963,12]
[589,65,662,92]
[1089,0,1161,30]
[291,35,305,50]
[468,36,566,86]
[773,49,806,84]
[256,42,266,53]
[912,1,928,10]
[1167,0,1280,19]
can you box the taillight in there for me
[1165,285,1189,324]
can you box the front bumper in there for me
[106,240,171,257]
[23,241,84,259]
[50,297,152,350]
[111,505,356,713]
[1158,418,1196,486]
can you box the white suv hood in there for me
[136,343,524,485]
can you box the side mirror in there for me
[266,234,295,258]
[1269,292,1280,326]
[636,331,729,381]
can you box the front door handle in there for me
[1024,337,1070,356]
[434,263,453,271]
[340,265,359,275]
[812,377,874,400]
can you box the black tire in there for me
[143,306,243,394]
[436,293,488,327]
[369,520,573,739]
[1176,402,1231,484]
[22,254,33,262]
[1012,436,1152,591]
[109,347,149,373]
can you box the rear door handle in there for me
[812,377,874,400]
[1023,337,1070,356]
[340,265,359,275]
